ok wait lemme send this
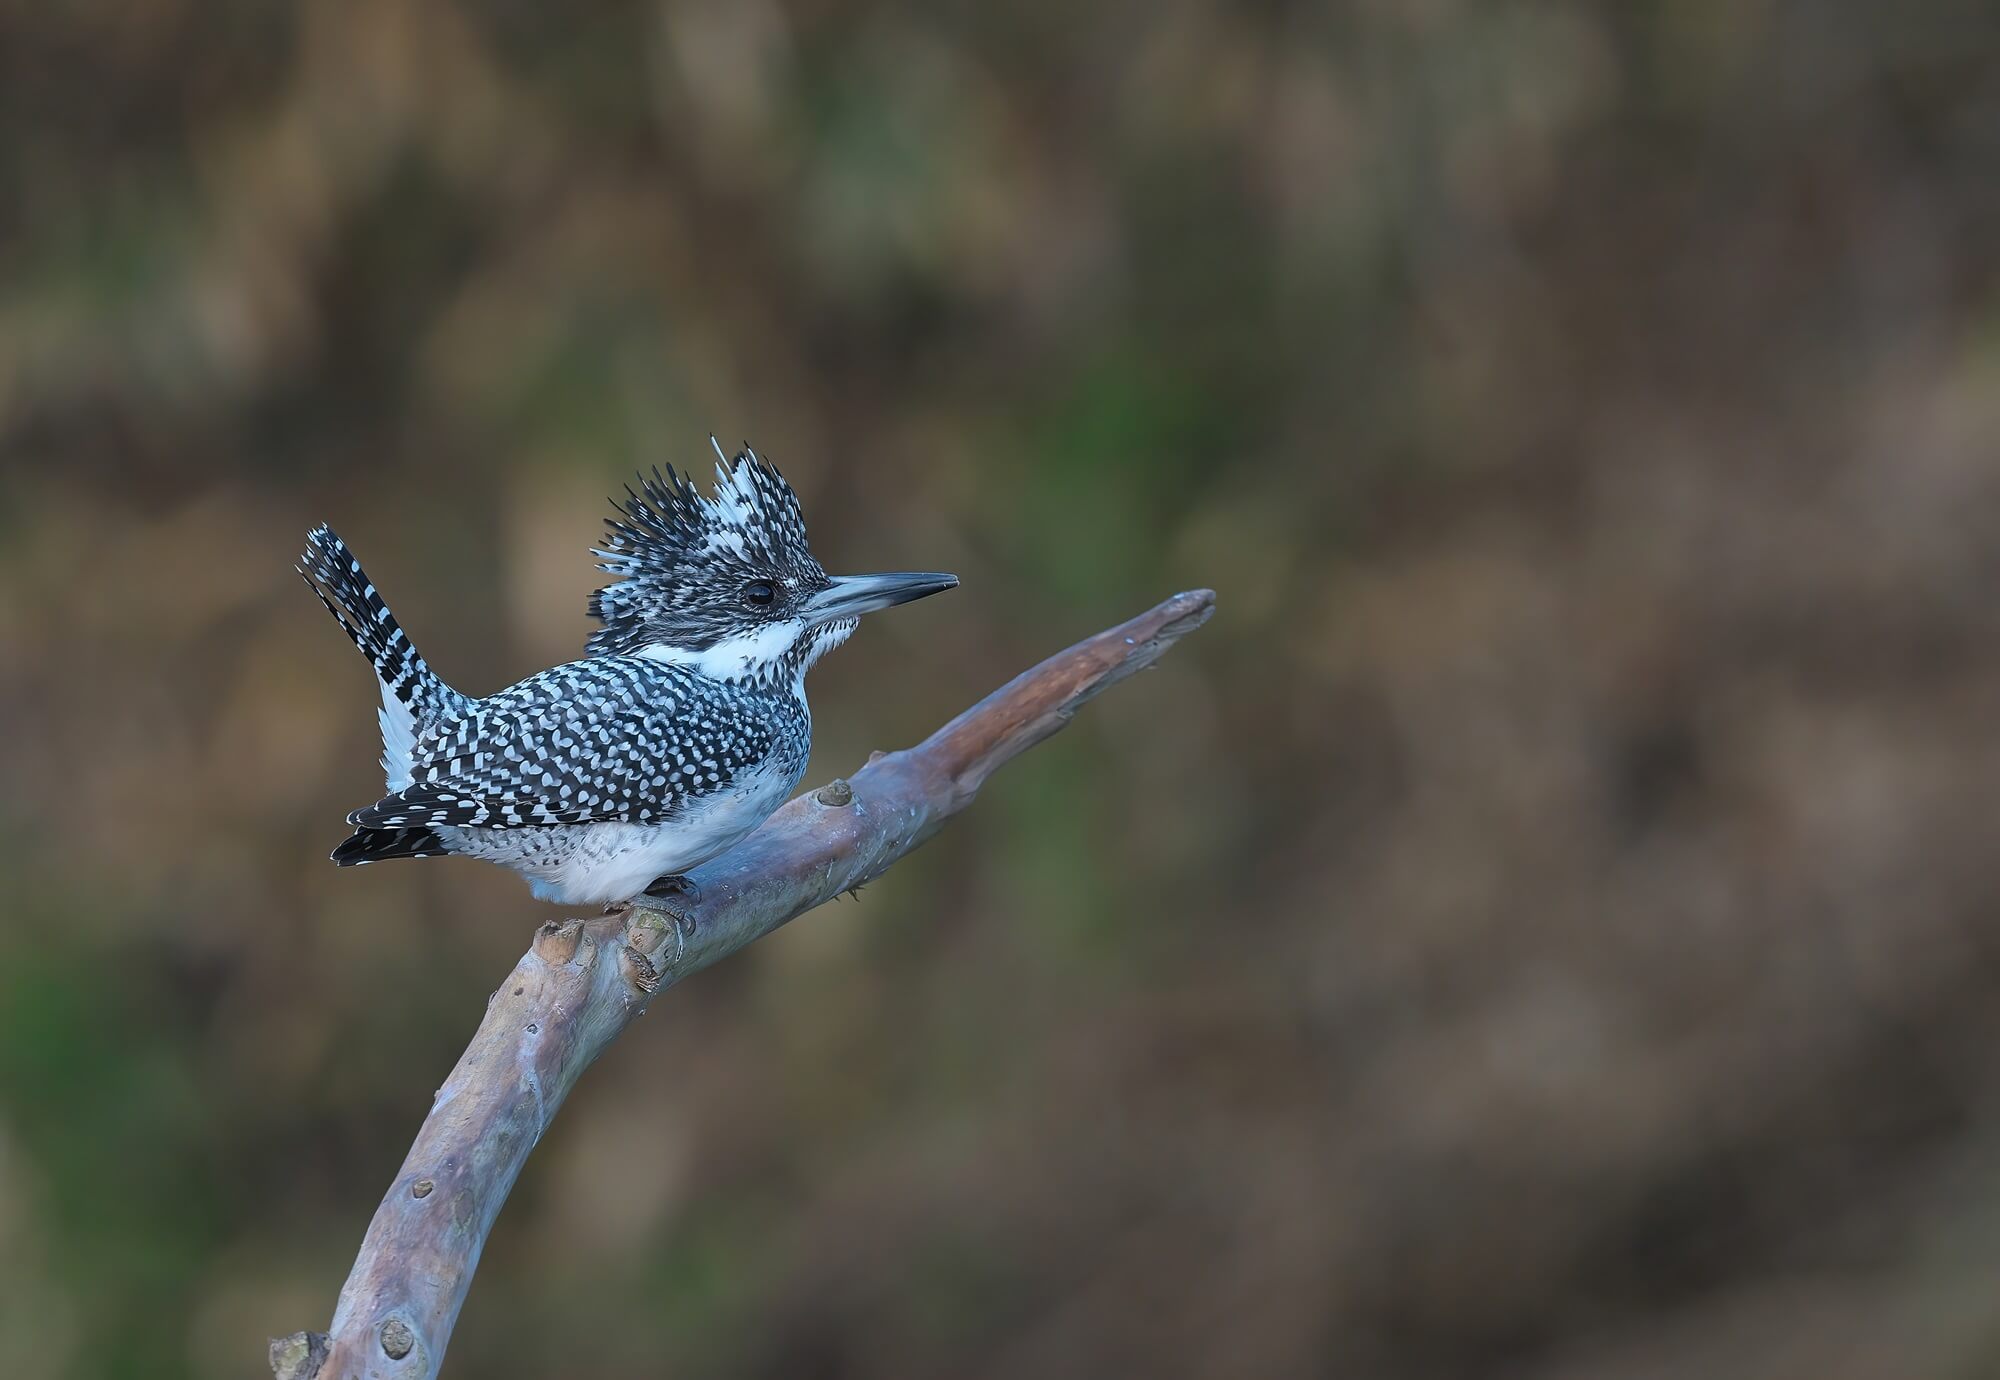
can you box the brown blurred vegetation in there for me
[3,2,2000,1377]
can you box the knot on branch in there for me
[620,946,661,994]
[380,1317,417,1360]
[624,910,673,957]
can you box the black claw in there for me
[643,874,702,903]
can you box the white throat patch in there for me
[638,619,810,683]
[636,616,858,684]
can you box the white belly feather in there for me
[435,756,799,905]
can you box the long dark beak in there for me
[805,571,959,625]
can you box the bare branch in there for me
[273,588,1216,1379]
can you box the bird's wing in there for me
[346,658,779,830]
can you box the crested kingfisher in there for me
[299,443,957,907]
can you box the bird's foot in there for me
[605,875,697,920]
[633,875,702,963]
[643,874,702,904]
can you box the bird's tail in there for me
[332,826,448,866]
[298,524,467,788]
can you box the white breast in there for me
[439,756,802,905]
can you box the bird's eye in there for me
[744,581,776,607]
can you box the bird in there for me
[299,442,957,910]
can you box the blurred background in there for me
[4,2,2000,1377]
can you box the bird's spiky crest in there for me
[586,443,821,657]
[599,443,810,574]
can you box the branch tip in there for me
[269,1331,328,1380]
[531,918,583,965]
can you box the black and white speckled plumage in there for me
[350,656,805,830]
[299,524,471,785]
[301,447,954,905]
